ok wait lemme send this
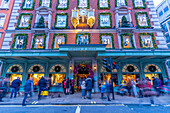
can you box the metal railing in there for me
[33,23,48,28]
[118,22,134,27]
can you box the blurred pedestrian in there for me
[81,78,86,99]
[70,79,75,94]
[106,80,112,101]
[78,78,81,91]
[66,77,70,95]
[38,76,47,100]
[137,78,143,98]
[85,76,92,99]
[127,77,132,96]
[62,79,66,94]
[152,77,160,97]
[131,79,137,97]
[10,77,21,98]
[100,82,106,99]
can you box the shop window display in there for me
[100,73,118,86]
[100,14,110,27]
[101,35,112,48]
[34,36,45,49]
[50,74,66,85]
[122,74,140,83]
[27,74,44,85]
[137,14,148,26]
[141,35,153,48]
[6,74,22,84]
[122,35,132,48]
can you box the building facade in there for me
[0,0,170,92]
[156,0,170,48]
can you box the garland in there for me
[16,13,33,29]
[115,0,128,7]
[135,12,151,29]
[98,12,112,28]
[21,0,35,10]
[52,33,67,49]
[56,0,69,10]
[31,34,46,49]
[139,33,158,49]
[75,33,91,44]
[132,0,146,9]
[11,34,28,49]
[120,33,135,49]
[54,13,68,29]
[97,0,110,10]
[39,0,52,8]
[100,33,115,49]
[77,0,89,9]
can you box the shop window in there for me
[100,73,118,85]
[28,64,45,73]
[159,11,163,17]
[78,0,88,8]
[100,66,117,73]
[23,0,33,9]
[0,0,10,8]
[41,0,50,7]
[27,74,44,85]
[144,64,161,73]
[57,0,68,9]
[117,0,126,6]
[162,24,168,33]
[164,6,169,13]
[100,14,111,27]
[122,64,139,73]
[101,35,113,48]
[6,74,23,84]
[99,0,109,8]
[76,34,89,45]
[0,16,5,28]
[19,15,31,28]
[123,74,140,83]
[53,34,66,49]
[7,64,23,73]
[141,35,153,48]
[122,35,133,48]
[50,74,66,85]
[137,14,148,26]
[134,0,143,7]
[55,14,68,28]
[49,64,66,73]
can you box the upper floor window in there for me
[54,13,68,29]
[76,33,90,45]
[57,0,68,9]
[100,33,113,49]
[77,0,88,8]
[98,0,110,9]
[99,13,112,28]
[17,13,32,29]
[159,11,163,17]
[121,33,135,49]
[0,15,5,28]
[162,24,168,32]
[32,34,46,49]
[116,0,127,7]
[52,34,66,49]
[41,0,51,7]
[22,0,34,10]
[164,6,169,13]
[0,0,10,8]
[138,14,148,26]
[135,12,151,28]
[134,0,143,7]
[11,34,28,49]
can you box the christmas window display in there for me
[98,0,110,9]
[11,34,28,49]
[76,33,90,45]
[51,74,66,85]
[32,34,46,49]
[54,13,68,29]
[99,13,112,28]
[22,0,35,10]
[77,0,89,8]
[135,12,151,28]
[19,15,31,27]
[121,33,135,49]
[52,34,66,49]
[56,0,69,10]
[17,13,32,29]
[100,33,114,49]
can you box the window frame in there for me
[0,0,10,9]
[21,0,35,10]
[39,0,52,8]
[98,12,112,28]
[115,0,128,7]
[164,6,169,13]
[100,33,114,49]
[77,0,89,9]
[120,33,135,49]
[54,13,68,29]
[17,13,33,29]
[0,14,6,29]
[52,34,67,49]
[31,34,46,49]
[76,33,90,44]
[98,0,110,10]
[132,0,146,9]
[135,12,151,28]
[56,0,69,10]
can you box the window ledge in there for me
[0,7,9,10]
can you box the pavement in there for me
[0,92,170,105]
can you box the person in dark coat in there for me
[85,76,92,99]
[70,79,75,94]
[66,77,69,95]
[38,76,47,100]
[152,77,160,96]
[10,77,21,98]
[22,77,33,106]
[106,80,113,101]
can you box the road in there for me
[0,104,169,113]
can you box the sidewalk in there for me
[1,92,170,105]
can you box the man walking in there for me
[10,77,21,98]
[85,76,92,99]
[38,76,47,100]
[22,77,33,106]
[152,77,160,96]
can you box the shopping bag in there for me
[40,91,48,96]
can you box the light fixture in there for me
[70,66,73,73]
[94,65,97,72]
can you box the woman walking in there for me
[81,78,86,99]
[127,77,132,96]
[131,79,137,97]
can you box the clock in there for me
[79,9,87,16]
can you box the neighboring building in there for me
[0,0,170,92]
[156,0,170,48]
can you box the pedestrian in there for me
[126,77,132,96]
[85,76,92,99]
[137,78,144,98]
[121,78,127,89]
[62,79,66,94]
[66,77,70,95]
[70,79,74,94]
[106,80,112,101]
[98,77,102,91]
[78,78,81,91]
[10,77,21,98]
[100,82,106,99]
[131,79,137,97]
[38,76,47,100]
[81,78,86,99]
[22,77,33,106]
[152,77,160,96]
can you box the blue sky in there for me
[153,0,164,7]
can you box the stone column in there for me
[92,58,98,92]
[128,9,132,22]
[115,10,119,28]
[48,11,52,29]
[45,33,49,49]
[45,62,49,78]
[117,33,121,49]
[35,11,39,23]
[20,62,28,91]
[139,62,144,80]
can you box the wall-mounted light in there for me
[70,66,73,73]
[94,65,97,73]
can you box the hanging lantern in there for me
[11,66,19,72]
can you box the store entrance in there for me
[145,73,163,85]
[6,74,22,84]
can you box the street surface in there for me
[0,104,169,113]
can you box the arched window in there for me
[100,66,117,73]
[50,64,66,73]
[28,64,44,73]
[144,64,161,73]
[122,64,139,73]
[7,64,23,73]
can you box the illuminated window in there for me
[101,35,112,48]
[77,34,89,45]
[122,64,139,73]
[55,14,68,28]
[53,35,66,49]
[100,66,117,73]
[122,35,132,48]
[141,35,153,48]
[0,15,5,28]
[19,15,31,27]
[117,0,126,6]
[51,74,66,85]
[134,0,143,7]
[57,0,68,9]
[137,14,148,26]
[7,64,23,73]
[41,0,50,7]
[144,64,161,73]
[0,0,10,8]
[100,14,111,27]
[14,36,26,49]
[23,0,33,9]
[28,64,45,73]
[78,0,88,8]
[99,0,108,8]
[34,36,44,49]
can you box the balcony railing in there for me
[118,22,134,28]
[33,23,48,28]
